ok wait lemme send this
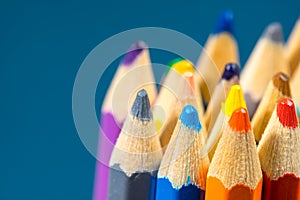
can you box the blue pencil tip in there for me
[179,105,202,131]
[222,63,240,80]
[214,10,234,35]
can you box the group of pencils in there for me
[93,10,300,200]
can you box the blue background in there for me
[0,0,299,199]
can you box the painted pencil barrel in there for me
[108,165,156,200]
[156,178,205,200]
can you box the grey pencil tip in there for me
[263,22,283,43]
[131,89,152,121]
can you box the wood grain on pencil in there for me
[156,105,209,200]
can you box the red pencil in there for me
[258,98,300,200]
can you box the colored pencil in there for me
[108,89,162,200]
[155,105,210,200]
[240,22,289,117]
[285,16,300,75]
[196,10,239,104]
[206,107,262,200]
[257,98,300,200]
[205,84,246,160]
[177,71,206,136]
[93,41,157,200]
[291,62,300,106]
[252,72,292,143]
[204,62,240,133]
[153,59,195,150]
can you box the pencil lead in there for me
[276,98,298,128]
[171,59,194,75]
[224,85,247,116]
[228,107,251,133]
[221,63,240,80]
[180,105,202,131]
[263,22,283,43]
[122,40,147,66]
[131,89,152,121]
[214,10,234,35]
[272,72,291,96]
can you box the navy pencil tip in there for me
[263,22,283,43]
[131,89,152,121]
[122,41,147,66]
[222,63,240,80]
[179,105,202,131]
[214,10,234,35]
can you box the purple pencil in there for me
[93,41,157,200]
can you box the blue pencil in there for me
[155,105,210,200]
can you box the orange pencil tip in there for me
[228,107,251,133]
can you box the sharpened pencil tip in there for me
[180,105,202,131]
[171,60,194,75]
[272,72,291,96]
[228,107,251,133]
[276,98,298,128]
[224,85,247,117]
[263,22,283,43]
[122,41,147,66]
[131,89,152,121]
[222,63,240,80]
[214,10,234,35]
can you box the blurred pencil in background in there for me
[291,62,300,106]
[258,98,300,200]
[252,72,292,143]
[240,22,288,117]
[204,62,240,133]
[93,41,157,200]
[285,16,300,76]
[156,105,209,200]
[108,89,162,200]
[196,10,239,105]
[206,107,262,200]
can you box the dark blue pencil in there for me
[108,89,162,200]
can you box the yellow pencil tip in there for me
[224,85,247,116]
[172,60,194,74]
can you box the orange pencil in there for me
[206,107,262,200]
[258,98,300,200]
